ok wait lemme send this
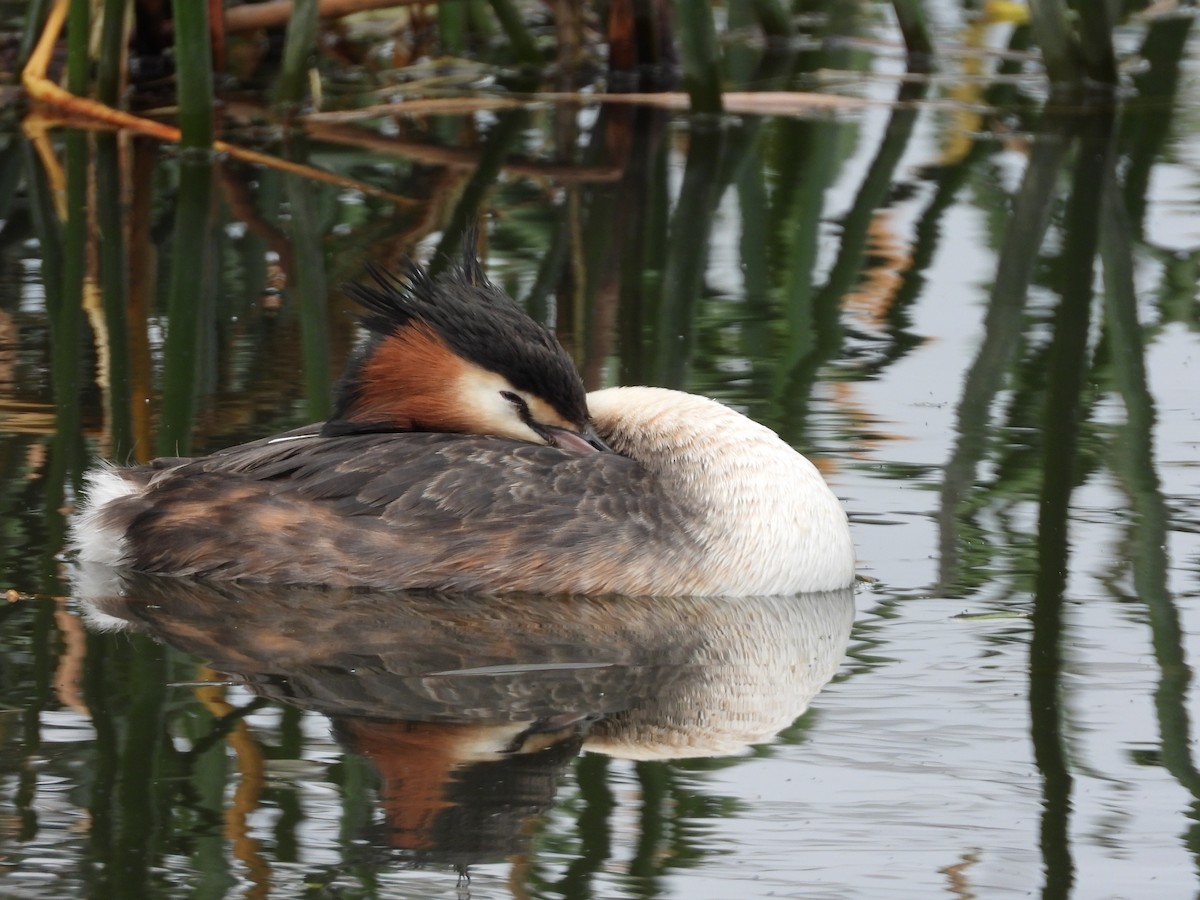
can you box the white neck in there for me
[587,386,855,595]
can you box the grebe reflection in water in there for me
[73,240,854,596]
[78,576,855,862]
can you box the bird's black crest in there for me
[333,234,590,429]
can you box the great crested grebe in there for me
[73,242,855,596]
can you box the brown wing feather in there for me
[110,432,698,594]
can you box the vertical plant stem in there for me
[522,214,569,324]
[467,0,496,39]
[20,601,54,836]
[285,161,332,420]
[97,0,128,106]
[95,134,134,460]
[1099,144,1200,870]
[18,0,53,67]
[657,125,724,387]
[171,0,214,147]
[735,159,773,405]
[768,117,841,425]
[607,0,637,74]
[1072,0,1117,85]
[186,697,237,897]
[726,0,757,84]
[556,0,584,87]
[1031,107,1113,900]
[209,0,227,72]
[487,0,541,66]
[559,753,614,893]
[1027,0,1081,86]
[751,0,794,39]
[891,0,933,68]
[811,80,924,334]
[440,0,467,55]
[567,109,614,365]
[602,106,669,388]
[336,753,375,848]
[66,0,90,96]
[82,634,117,895]
[158,158,214,456]
[37,136,86,588]
[673,0,723,114]
[127,139,158,462]
[431,111,526,275]
[936,122,1070,593]
[629,762,668,880]
[635,129,671,384]
[0,140,23,223]
[276,0,320,107]
[22,142,65,394]
[1121,16,1192,233]
[114,641,169,897]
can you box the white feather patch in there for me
[70,465,140,566]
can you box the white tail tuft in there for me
[70,465,140,566]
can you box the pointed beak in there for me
[581,422,612,452]
[542,423,612,453]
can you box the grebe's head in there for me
[327,240,606,452]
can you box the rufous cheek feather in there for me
[344,323,468,430]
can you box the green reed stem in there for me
[97,0,128,105]
[1122,17,1192,236]
[658,125,724,387]
[468,0,496,40]
[171,0,214,147]
[0,141,22,224]
[752,0,794,39]
[158,159,214,456]
[935,117,1070,594]
[18,0,53,69]
[1100,130,1200,830]
[66,0,90,96]
[81,633,117,896]
[1073,0,1118,85]
[488,0,541,66]
[39,133,90,575]
[440,0,467,55]
[96,135,135,460]
[285,166,333,420]
[1027,0,1082,86]
[432,111,526,276]
[673,0,723,114]
[1031,108,1113,900]
[891,0,933,66]
[182,699,238,897]
[811,79,924,336]
[114,640,169,897]
[276,0,320,107]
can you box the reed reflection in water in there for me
[75,567,853,873]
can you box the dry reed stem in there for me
[302,90,873,127]
[303,120,624,181]
[225,0,425,33]
[21,0,417,207]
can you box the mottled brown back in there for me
[100,429,700,594]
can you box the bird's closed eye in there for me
[501,391,530,417]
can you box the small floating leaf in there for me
[953,610,1032,621]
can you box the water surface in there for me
[2,8,1199,899]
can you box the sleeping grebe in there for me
[72,243,855,596]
